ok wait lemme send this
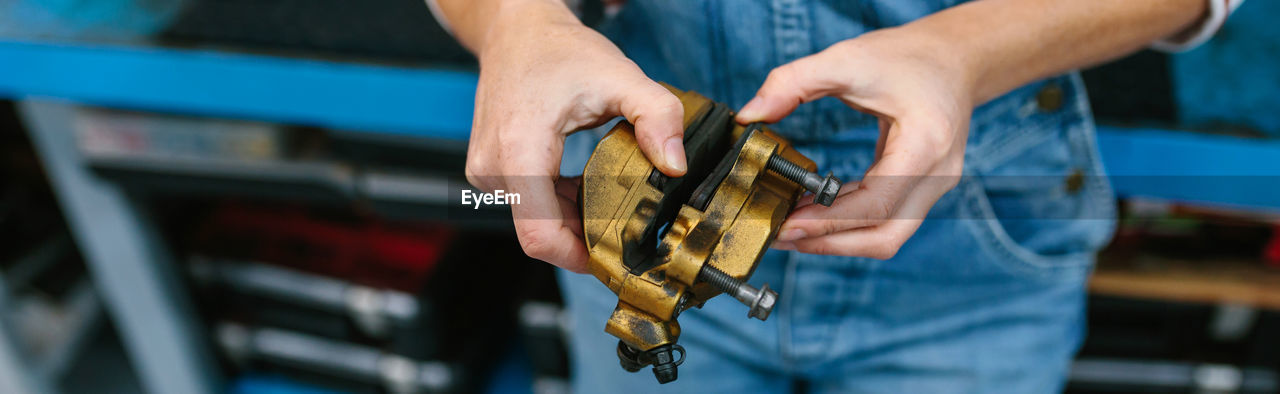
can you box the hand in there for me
[465,1,686,272]
[737,28,973,259]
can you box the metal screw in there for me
[766,154,841,206]
[697,265,777,321]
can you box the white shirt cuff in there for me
[1151,0,1244,53]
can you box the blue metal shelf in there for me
[1096,126,1280,211]
[0,39,477,140]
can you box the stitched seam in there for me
[963,178,1093,280]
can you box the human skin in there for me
[435,0,1207,271]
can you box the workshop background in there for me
[0,0,1278,393]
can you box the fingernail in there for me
[777,228,807,242]
[737,97,765,122]
[772,241,795,250]
[663,137,687,174]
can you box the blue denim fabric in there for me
[559,1,1117,392]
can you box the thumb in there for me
[616,79,687,177]
[737,54,844,124]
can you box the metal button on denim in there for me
[1065,168,1086,194]
[1037,83,1065,111]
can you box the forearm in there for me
[905,0,1208,104]
[434,0,581,54]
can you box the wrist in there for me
[869,25,981,108]
[478,0,583,58]
[891,0,1041,106]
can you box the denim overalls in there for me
[559,1,1116,392]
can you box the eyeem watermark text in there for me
[461,189,520,209]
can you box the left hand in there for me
[737,28,973,259]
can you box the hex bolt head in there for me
[746,283,777,321]
[698,265,777,321]
[814,173,841,207]
[766,154,842,207]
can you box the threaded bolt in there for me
[766,155,841,207]
[697,265,777,321]
[766,155,810,184]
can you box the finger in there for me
[465,153,503,193]
[507,175,590,272]
[784,166,954,258]
[776,176,912,241]
[737,53,846,124]
[465,82,502,192]
[793,180,860,209]
[614,78,687,177]
[555,176,582,201]
[771,240,796,251]
[787,218,925,259]
[465,134,501,192]
[501,135,589,272]
[776,164,917,242]
[555,177,585,238]
[776,118,946,241]
[558,192,585,239]
[875,118,890,161]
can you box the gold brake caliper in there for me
[579,84,841,383]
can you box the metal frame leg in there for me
[0,273,47,394]
[19,100,219,394]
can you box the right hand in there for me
[465,0,686,273]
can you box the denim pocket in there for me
[959,176,1109,281]
[959,78,1117,280]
